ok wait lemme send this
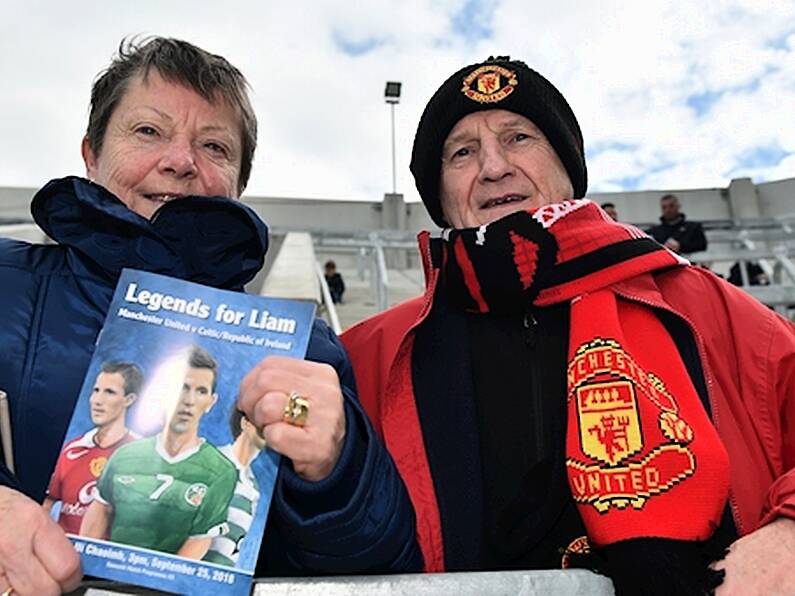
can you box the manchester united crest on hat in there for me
[461,64,518,103]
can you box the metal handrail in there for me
[0,390,13,473]
[774,249,795,284]
[370,234,390,312]
[315,261,342,335]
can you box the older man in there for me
[0,37,419,595]
[342,57,795,594]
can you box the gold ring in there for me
[282,391,310,427]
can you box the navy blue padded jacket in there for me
[0,176,421,574]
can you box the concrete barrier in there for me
[0,223,47,243]
[78,569,614,595]
[252,569,614,595]
[259,232,320,303]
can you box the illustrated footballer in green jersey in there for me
[81,346,237,559]
[96,436,237,553]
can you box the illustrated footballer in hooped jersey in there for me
[204,408,266,566]
[44,361,143,534]
[81,345,237,559]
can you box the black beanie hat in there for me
[410,56,588,227]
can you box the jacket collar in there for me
[660,213,686,226]
[31,176,268,290]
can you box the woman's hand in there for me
[0,486,81,595]
[238,356,346,481]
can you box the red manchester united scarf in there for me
[440,199,730,548]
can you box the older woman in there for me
[0,37,419,595]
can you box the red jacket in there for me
[341,232,795,572]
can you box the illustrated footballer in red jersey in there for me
[44,361,143,534]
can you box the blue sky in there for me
[0,0,792,201]
[450,0,496,42]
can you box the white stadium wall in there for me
[2,176,793,233]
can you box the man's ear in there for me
[81,136,98,180]
[206,393,219,414]
[124,393,138,407]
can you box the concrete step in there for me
[328,267,425,331]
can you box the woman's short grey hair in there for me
[86,36,257,195]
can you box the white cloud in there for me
[0,0,793,208]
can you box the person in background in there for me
[600,202,618,221]
[0,36,419,595]
[728,261,770,287]
[647,193,707,254]
[341,56,795,595]
[324,260,346,304]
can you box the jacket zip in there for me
[613,287,745,536]
[523,309,546,453]
[523,310,538,348]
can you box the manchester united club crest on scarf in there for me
[575,379,642,466]
[566,338,697,513]
[461,64,518,103]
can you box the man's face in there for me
[661,197,680,221]
[439,109,573,229]
[89,372,133,428]
[82,71,243,220]
[167,367,217,435]
[603,205,618,221]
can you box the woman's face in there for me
[81,71,243,219]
